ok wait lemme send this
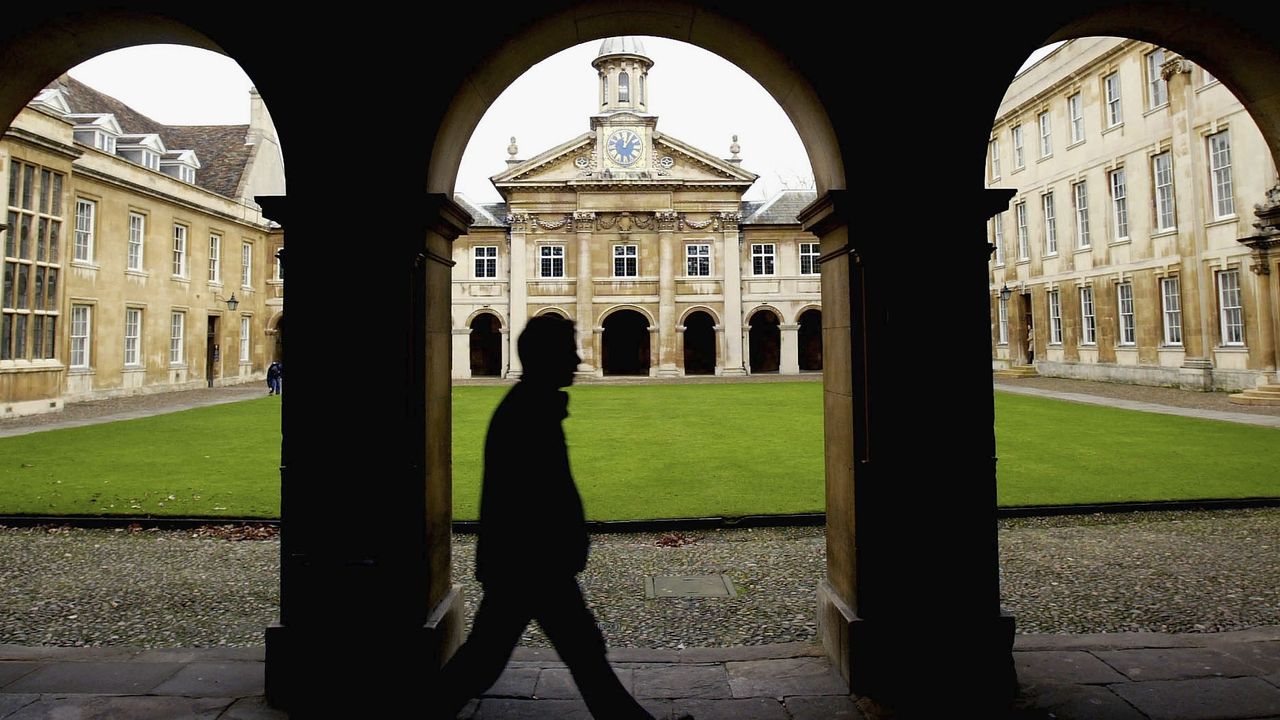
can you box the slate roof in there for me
[741,189,817,225]
[453,194,508,228]
[54,76,252,199]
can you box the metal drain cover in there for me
[645,574,737,598]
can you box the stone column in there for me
[798,189,1015,715]
[507,213,529,378]
[715,324,725,375]
[592,326,604,377]
[451,327,471,379]
[1238,189,1280,380]
[656,210,680,376]
[674,324,686,374]
[721,213,746,374]
[574,211,596,373]
[1165,55,1214,389]
[648,326,660,376]
[780,322,800,374]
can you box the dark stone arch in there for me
[601,309,650,376]
[683,310,716,375]
[468,313,502,377]
[748,309,781,374]
[798,308,822,372]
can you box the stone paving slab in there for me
[132,647,264,663]
[148,661,264,697]
[1015,650,1130,685]
[1013,684,1147,720]
[783,694,867,719]
[488,666,540,697]
[531,666,635,698]
[1,695,230,719]
[1094,647,1263,681]
[471,697,673,719]
[0,646,139,662]
[3,662,182,694]
[1111,676,1280,720]
[0,665,37,689]
[0,695,38,719]
[632,663,731,699]
[1015,633,1213,652]
[671,697,788,720]
[1216,641,1280,675]
[218,697,290,719]
[726,656,848,697]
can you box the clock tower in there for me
[591,37,656,173]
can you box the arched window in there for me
[618,71,630,102]
[639,74,645,104]
[600,75,608,106]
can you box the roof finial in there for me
[506,136,520,166]
[727,134,742,165]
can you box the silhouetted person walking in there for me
[430,315,674,720]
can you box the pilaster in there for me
[574,211,596,371]
[721,212,746,375]
[507,212,529,377]
[656,210,680,376]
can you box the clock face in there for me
[606,129,643,167]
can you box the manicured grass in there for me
[993,392,1280,506]
[0,383,1277,520]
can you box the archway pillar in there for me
[451,327,471,380]
[780,322,800,374]
[263,192,469,714]
[574,211,597,373]
[722,222,746,374]
[799,190,1015,714]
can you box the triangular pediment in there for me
[491,129,757,193]
[491,133,596,186]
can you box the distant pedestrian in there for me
[266,361,282,395]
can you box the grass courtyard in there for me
[0,381,1277,520]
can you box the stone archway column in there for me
[722,216,746,374]
[797,190,1014,715]
[262,193,470,714]
[656,211,680,376]
[714,324,725,375]
[451,327,471,379]
[648,326,659,376]
[575,211,596,373]
[592,326,604,377]
[507,213,529,378]
[780,322,800,374]
[674,324,687,375]
[500,327,511,377]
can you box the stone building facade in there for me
[450,37,821,379]
[1,75,284,417]
[989,37,1280,391]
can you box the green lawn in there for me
[0,383,1276,519]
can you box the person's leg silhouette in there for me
[430,584,530,719]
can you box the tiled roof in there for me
[56,76,252,199]
[741,189,817,225]
[453,194,509,228]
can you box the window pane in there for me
[21,165,34,210]
[15,264,28,309]
[47,220,60,263]
[44,268,57,310]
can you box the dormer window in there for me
[160,150,200,184]
[618,71,630,103]
[68,113,122,154]
[96,133,116,154]
[115,133,167,172]
[141,151,159,171]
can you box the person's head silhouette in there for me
[518,315,581,388]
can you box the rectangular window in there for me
[208,234,221,283]
[1218,269,1243,345]
[686,243,711,276]
[474,245,497,278]
[1110,169,1129,240]
[1153,152,1176,231]
[1016,202,1029,260]
[1147,48,1168,108]
[1043,191,1058,254]
[613,244,638,277]
[127,212,145,271]
[1080,286,1096,345]
[70,304,90,368]
[240,315,250,363]
[241,242,252,287]
[1048,290,1062,344]
[1068,92,1084,143]
[1209,130,1234,218]
[124,307,141,367]
[3,161,62,361]
[169,311,185,365]
[799,242,820,275]
[1012,125,1025,169]
[752,243,776,276]
[74,199,95,262]
[991,213,1004,264]
[989,139,1001,179]
[998,296,1009,345]
[1161,276,1183,345]
[172,224,188,277]
[1038,111,1052,157]
[1074,181,1091,248]
[1118,282,1136,345]
[539,245,564,278]
[1105,72,1123,127]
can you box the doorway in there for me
[206,315,219,388]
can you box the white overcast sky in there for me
[67,40,1061,203]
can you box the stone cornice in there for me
[3,127,82,161]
